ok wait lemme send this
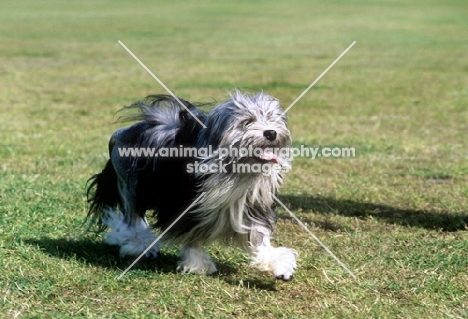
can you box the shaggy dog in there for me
[86,91,297,280]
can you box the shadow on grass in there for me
[278,194,468,232]
[25,237,175,273]
[222,276,278,291]
[25,237,244,278]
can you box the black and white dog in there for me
[86,91,297,280]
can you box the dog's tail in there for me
[85,160,121,232]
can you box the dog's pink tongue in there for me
[260,150,279,163]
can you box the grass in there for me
[1,0,467,317]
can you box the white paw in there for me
[177,246,218,275]
[176,259,217,275]
[104,229,160,258]
[102,208,160,258]
[272,247,297,281]
[251,246,298,281]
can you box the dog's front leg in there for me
[248,226,297,281]
[177,244,217,275]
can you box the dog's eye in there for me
[244,119,254,127]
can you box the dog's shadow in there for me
[25,236,278,290]
[278,194,468,232]
[24,194,466,292]
[25,236,180,273]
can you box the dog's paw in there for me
[177,246,218,275]
[176,260,217,275]
[119,243,159,259]
[272,247,297,281]
[104,223,161,258]
[251,246,297,281]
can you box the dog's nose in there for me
[263,130,277,141]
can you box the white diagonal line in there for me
[117,192,206,280]
[277,41,356,122]
[272,193,357,279]
[118,40,207,129]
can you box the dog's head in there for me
[200,91,291,167]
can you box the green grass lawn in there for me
[1,0,467,317]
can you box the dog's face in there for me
[202,91,291,166]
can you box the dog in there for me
[86,91,297,280]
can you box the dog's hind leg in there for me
[177,244,217,275]
[248,225,297,281]
[102,207,160,258]
[97,129,161,259]
[102,177,161,258]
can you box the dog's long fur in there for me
[86,91,297,280]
